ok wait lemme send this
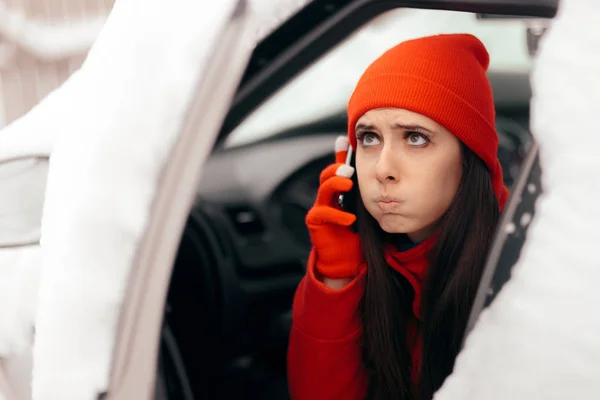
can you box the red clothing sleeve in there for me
[287,249,368,400]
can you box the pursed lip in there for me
[375,195,401,203]
[375,196,402,211]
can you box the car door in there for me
[105,4,257,398]
[25,1,256,399]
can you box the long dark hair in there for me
[358,145,500,400]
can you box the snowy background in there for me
[1,0,600,399]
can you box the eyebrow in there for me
[355,122,435,134]
[393,123,435,134]
[355,123,376,133]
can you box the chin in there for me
[376,214,414,234]
[376,214,434,242]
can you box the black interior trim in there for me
[215,0,558,148]
[165,211,227,398]
[158,323,195,400]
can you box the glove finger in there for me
[319,162,355,186]
[306,205,356,227]
[315,175,353,206]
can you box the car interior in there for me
[156,1,557,399]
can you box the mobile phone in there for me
[337,144,354,208]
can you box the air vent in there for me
[225,206,265,235]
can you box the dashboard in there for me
[198,133,341,271]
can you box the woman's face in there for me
[355,108,463,242]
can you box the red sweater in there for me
[287,239,433,400]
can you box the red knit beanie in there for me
[347,33,509,211]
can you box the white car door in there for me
[0,1,256,399]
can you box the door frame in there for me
[103,1,255,398]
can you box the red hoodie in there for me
[287,238,433,400]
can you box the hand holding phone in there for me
[305,136,362,279]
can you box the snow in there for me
[0,114,56,161]
[0,1,307,398]
[434,1,600,399]
[0,3,110,398]
[0,246,40,399]
[17,0,248,398]
[0,247,39,356]
[0,2,107,63]
[0,64,56,400]
[0,157,48,248]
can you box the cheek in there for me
[438,156,462,194]
[418,151,463,210]
[410,151,462,214]
[355,155,378,213]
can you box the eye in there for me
[357,132,381,147]
[405,131,429,147]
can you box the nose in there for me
[375,144,399,183]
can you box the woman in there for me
[287,33,509,400]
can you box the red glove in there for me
[305,136,364,279]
